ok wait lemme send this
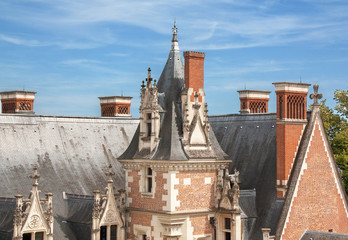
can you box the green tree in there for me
[320,90,348,195]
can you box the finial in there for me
[310,83,322,106]
[146,67,152,88]
[233,168,239,183]
[172,21,178,42]
[147,67,151,79]
[106,164,115,183]
[30,165,40,186]
[194,91,199,103]
[141,80,145,88]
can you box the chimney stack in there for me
[273,82,310,198]
[98,96,132,117]
[0,91,36,114]
[237,90,271,114]
[184,51,205,102]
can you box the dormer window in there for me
[100,225,117,240]
[146,168,153,192]
[147,123,152,137]
[91,165,125,240]
[146,113,152,137]
[223,217,231,240]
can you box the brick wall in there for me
[282,121,348,239]
[184,51,205,92]
[175,170,216,211]
[190,215,214,236]
[128,212,153,239]
[127,170,167,211]
[277,123,304,197]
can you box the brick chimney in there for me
[184,51,205,102]
[0,91,36,114]
[237,90,271,114]
[98,96,132,117]
[273,82,311,198]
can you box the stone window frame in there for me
[22,231,46,240]
[193,234,212,240]
[99,224,118,240]
[217,215,232,240]
[140,167,156,198]
[133,224,151,240]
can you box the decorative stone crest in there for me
[310,83,322,106]
[215,168,241,213]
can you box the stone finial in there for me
[147,67,151,79]
[233,168,240,183]
[310,83,323,106]
[30,165,40,186]
[106,164,115,183]
[146,67,152,88]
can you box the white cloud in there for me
[1,0,348,50]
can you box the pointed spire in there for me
[30,165,40,187]
[310,83,322,106]
[171,21,180,51]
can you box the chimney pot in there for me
[237,90,271,114]
[98,96,132,117]
[0,91,36,114]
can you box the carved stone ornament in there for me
[105,209,117,223]
[28,214,43,229]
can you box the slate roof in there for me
[209,113,283,239]
[0,114,138,239]
[300,230,348,240]
[0,197,16,238]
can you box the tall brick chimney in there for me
[0,91,36,114]
[273,82,311,198]
[237,90,271,114]
[98,96,132,117]
[184,51,205,102]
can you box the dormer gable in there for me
[91,165,126,240]
[138,68,161,154]
[13,166,53,240]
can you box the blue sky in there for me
[0,0,347,117]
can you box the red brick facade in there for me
[175,171,216,211]
[282,121,348,239]
[128,212,153,239]
[190,215,214,236]
[127,170,167,211]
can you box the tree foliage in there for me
[320,90,348,195]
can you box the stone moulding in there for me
[119,159,230,171]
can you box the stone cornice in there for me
[119,159,231,171]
